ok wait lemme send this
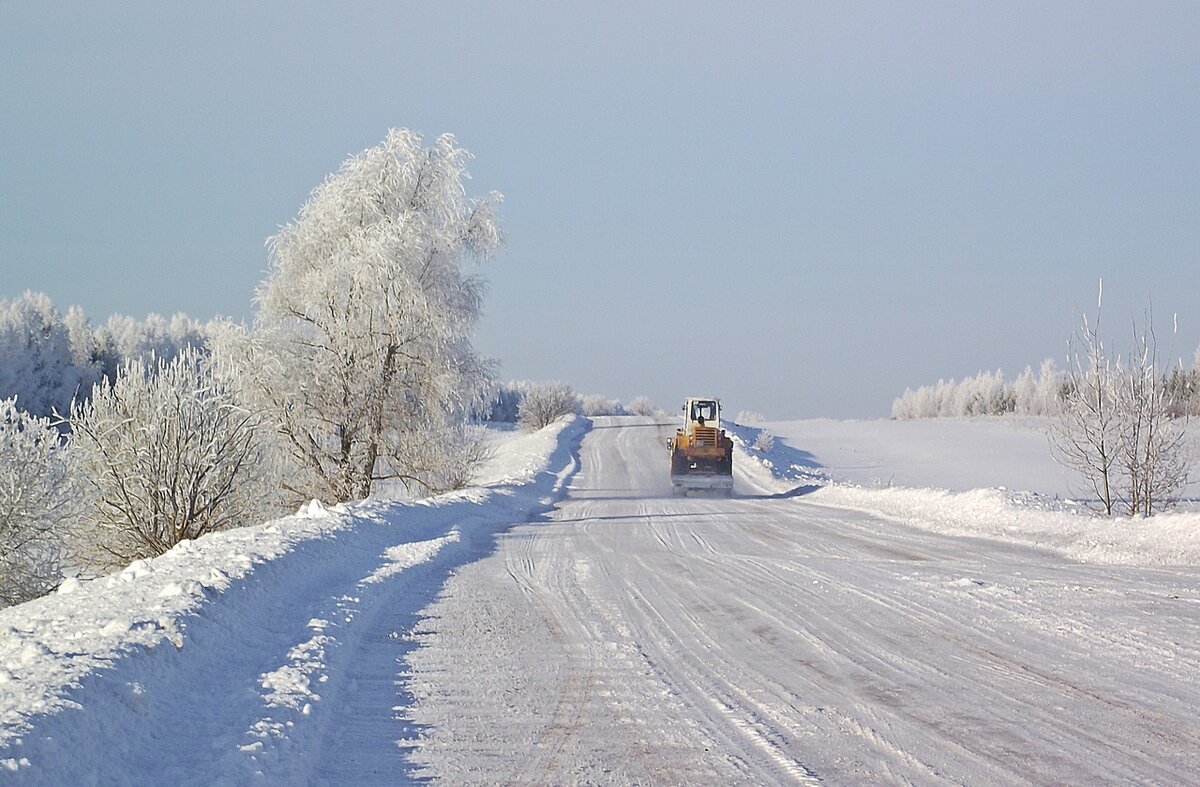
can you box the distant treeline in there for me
[0,290,208,420]
[892,356,1200,420]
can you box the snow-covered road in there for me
[404,417,1200,785]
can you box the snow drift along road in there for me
[0,417,586,783]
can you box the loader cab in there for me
[684,398,720,429]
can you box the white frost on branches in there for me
[69,347,281,570]
[215,129,502,502]
[518,382,582,431]
[892,363,1062,420]
[1051,309,1192,517]
[0,398,73,605]
[0,291,211,419]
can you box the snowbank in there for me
[730,418,1200,566]
[0,416,588,756]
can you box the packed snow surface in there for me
[2,415,1199,784]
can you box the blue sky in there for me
[2,2,1197,418]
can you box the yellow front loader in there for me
[668,397,734,496]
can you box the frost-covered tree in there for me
[215,129,501,503]
[1050,312,1121,515]
[0,292,210,423]
[0,398,73,606]
[97,312,207,367]
[582,394,626,417]
[626,396,659,417]
[1111,319,1190,516]
[481,381,526,423]
[0,291,81,419]
[1165,346,1200,418]
[1050,299,1192,517]
[69,347,281,570]
[518,381,581,430]
[892,364,1065,420]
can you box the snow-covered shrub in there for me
[582,394,626,417]
[214,129,501,502]
[69,347,281,570]
[518,381,581,430]
[736,410,766,425]
[626,396,659,417]
[0,398,73,606]
[431,424,494,491]
[753,428,775,453]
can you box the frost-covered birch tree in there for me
[69,347,280,569]
[1051,311,1121,514]
[0,398,73,606]
[1112,319,1190,516]
[216,129,501,503]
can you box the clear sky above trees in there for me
[2,2,1197,417]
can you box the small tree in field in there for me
[216,129,501,503]
[1051,312,1121,514]
[1051,294,1191,516]
[0,399,72,606]
[69,347,280,570]
[1112,318,1190,516]
[518,381,581,430]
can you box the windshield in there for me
[691,400,718,424]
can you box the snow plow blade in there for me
[671,473,734,496]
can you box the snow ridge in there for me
[0,416,588,783]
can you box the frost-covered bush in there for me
[582,394,626,417]
[430,425,494,491]
[626,396,659,417]
[69,347,281,570]
[736,410,766,425]
[215,129,501,502]
[518,381,581,430]
[0,398,73,606]
[753,428,775,453]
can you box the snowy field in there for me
[733,416,1200,566]
[2,414,1199,783]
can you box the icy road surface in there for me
[404,417,1200,785]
